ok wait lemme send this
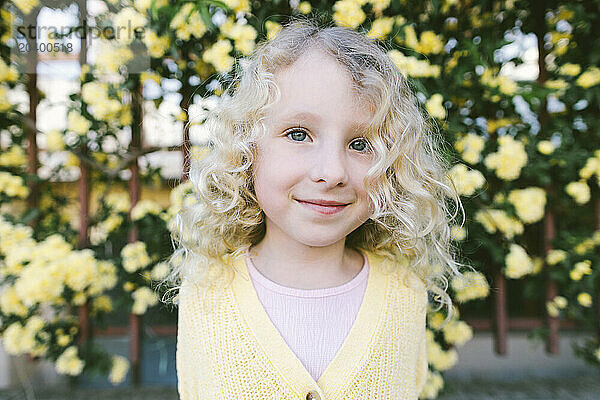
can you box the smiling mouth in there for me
[295,199,350,215]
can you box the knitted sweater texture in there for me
[176,250,429,399]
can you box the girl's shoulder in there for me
[364,249,427,300]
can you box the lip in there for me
[295,199,350,215]
[298,198,351,206]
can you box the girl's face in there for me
[252,47,375,248]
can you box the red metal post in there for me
[493,267,507,355]
[180,89,191,183]
[76,0,91,347]
[544,206,559,354]
[128,77,143,385]
[25,15,38,228]
[596,199,600,343]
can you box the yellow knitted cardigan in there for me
[176,250,429,399]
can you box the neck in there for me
[249,230,363,290]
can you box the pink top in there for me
[245,250,369,382]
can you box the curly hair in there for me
[163,16,468,321]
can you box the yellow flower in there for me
[202,39,234,73]
[505,244,533,279]
[13,0,39,14]
[55,346,84,376]
[593,230,600,245]
[427,312,446,330]
[368,0,391,14]
[45,130,66,152]
[454,133,485,164]
[332,0,366,29]
[0,145,28,167]
[92,295,113,313]
[544,79,568,90]
[222,0,250,13]
[0,86,12,111]
[576,67,600,89]
[0,286,28,316]
[480,70,518,96]
[420,370,444,399]
[558,63,581,76]
[112,7,147,45]
[3,323,26,354]
[565,180,591,205]
[109,355,130,385]
[475,209,523,239]
[418,31,444,54]
[131,287,159,314]
[450,225,466,241]
[484,135,527,181]
[121,242,151,273]
[553,296,568,309]
[531,257,543,275]
[140,71,161,85]
[143,31,170,58]
[367,17,394,40]
[507,187,546,224]
[451,271,489,302]
[131,200,162,220]
[427,337,458,370]
[442,320,473,347]
[0,59,19,82]
[577,292,592,307]
[425,93,446,119]
[133,0,151,13]
[579,155,600,180]
[537,140,555,155]
[297,1,311,14]
[265,20,282,41]
[387,50,441,78]
[57,334,71,347]
[221,20,257,55]
[447,164,485,196]
[67,111,91,136]
[545,249,566,265]
[72,292,87,305]
[0,172,29,199]
[151,262,170,281]
[105,192,131,213]
[546,301,560,317]
[569,260,592,281]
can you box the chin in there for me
[292,231,351,248]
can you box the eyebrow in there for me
[278,111,371,131]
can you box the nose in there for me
[308,141,349,188]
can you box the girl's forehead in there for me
[267,50,372,121]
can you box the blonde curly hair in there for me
[164,16,467,320]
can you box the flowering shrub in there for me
[0,216,129,383]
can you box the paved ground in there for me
[0,375,599,399]
[437,375,600,400]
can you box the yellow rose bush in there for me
[89,191,175,319]
[0,216,129,383]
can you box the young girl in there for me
[168,17,464,400]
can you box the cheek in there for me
[352,165,375,214]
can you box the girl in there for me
[168,17,464,400]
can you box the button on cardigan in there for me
[176,250,429,399]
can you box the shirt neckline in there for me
[244,249,369,298]
[230,250,389,398]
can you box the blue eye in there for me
[286,129,309,142]
[350,138,370,152]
